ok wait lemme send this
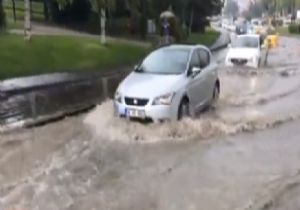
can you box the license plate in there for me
[126,108,145,118]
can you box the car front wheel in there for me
[211,83,220,108]
[178,99,190,120]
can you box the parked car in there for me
[114,45,220,122]
[225,34,266,69]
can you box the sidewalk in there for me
[9,22,151,48]
[210,27,231,51]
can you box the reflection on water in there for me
[0,74,125,129]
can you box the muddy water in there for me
[84,37,300,143]
[0,73,125,129]
[1,37,300,210]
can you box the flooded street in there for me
[1,36,300,209]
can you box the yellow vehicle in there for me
[264,34,279,48]
[262,26,279,48]
[263,18,279,48]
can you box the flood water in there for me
[1,36,300,210]
[0,71,128,129]
[83,36,300,143]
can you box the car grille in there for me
[125,97,149,107]
[231,58,248,65]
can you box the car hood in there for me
[119,72,184,99]
[227,48,259,59]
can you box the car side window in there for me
[189,51,200,68]
[197,49,210,69]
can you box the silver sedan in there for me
[114,44,220,122]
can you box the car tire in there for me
[178,99,190,120]
[211,83,220,108]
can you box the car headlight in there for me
[152,93,175,105]
[114,91,122,103]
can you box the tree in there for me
[186,0,222,33]
[43,0,50,22]
[248,0,263,18]
[224,0,239,18]
[24,0,31,40]
[50,0,91,24]
[90,0,115,43]
[0,0,5,29]
[12,0,16,22]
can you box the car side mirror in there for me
[191,66,201,77]
[134,65,139,71]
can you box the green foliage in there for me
[186,0,222,32]
[258,0,300,16]
[89,0,115,13]
[159,15,185,42]
[4,0,45,22]
[0,0,6,29]
[187,28,220,46]
[288,24,300,34]
[49,0,91,23]
[247,0,263,18]
[224,0,239,18]
[0,34,149,79]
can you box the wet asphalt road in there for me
[1,36,300,209]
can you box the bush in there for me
[50,0,91,24]
[288,24,300,34]
[107,18,131,36]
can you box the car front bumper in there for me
[225,58,258,69]
[114,101,176,121]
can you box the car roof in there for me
[237,34,260,39]
[159,44,209,51]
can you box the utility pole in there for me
[274,0,277,28]
[24,0,31,41]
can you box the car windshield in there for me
[234,36,259,48]
[137,48,190,75]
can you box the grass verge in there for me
[187,28,220,46]
[276,26,290,36]
[0,34,149,80]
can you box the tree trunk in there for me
[30,0,32,16]
[101,9,106,44]
[140,0,147,39]
[95,1,106,44]
[189,6,194,35]
[43,0,49,22]
[24,0,31,41]
[0,0,5,29]
[12,0,16,22]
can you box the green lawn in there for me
[187,28,220,46]
[4,0,43,12]
[0,34,149,80]
[4,0,45,22]
[276,26,290,36]
[6,18,23,30]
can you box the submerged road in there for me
[1,36,300,209]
